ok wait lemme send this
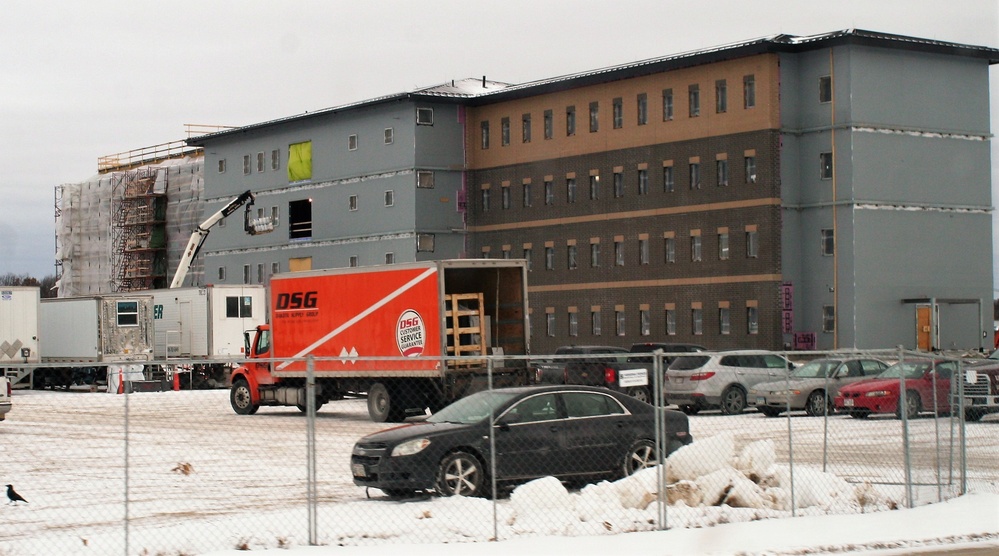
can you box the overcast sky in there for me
[1,0,996,283]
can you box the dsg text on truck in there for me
[229,259,531,422]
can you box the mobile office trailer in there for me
[230,259,531,422]
[34,295,154,389]
[0,287,40,368]
[152,285,266,388]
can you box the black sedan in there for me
[351,385,692,497]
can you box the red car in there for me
[834,360,956,419]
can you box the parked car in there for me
[748,357,889,417]
[665,351,795,415]
[627,342,707,366]
[834,359,957,419]
[958,362,999,421]
[350,385,692,497]
[0,376,11,421]
[531,346,653,403]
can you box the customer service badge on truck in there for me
[397,310,426,357]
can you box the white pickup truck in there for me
[0,376,11,421]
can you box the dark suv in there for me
[532,345,654,403]
[628,343,707,366]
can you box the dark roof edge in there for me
[188,29,999,144]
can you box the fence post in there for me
[124,367,131,556]
[957,359,967,495]
[899,346,912,508]
[487,356,498,541]
[653,351,667,530]
[784,349,796,517]
[306,355,317,545]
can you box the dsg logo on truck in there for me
[396,310,425,357]
[274,291,318,318]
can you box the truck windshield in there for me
[255,330,271,356]
[427,390,520,425]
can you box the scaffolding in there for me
[111,168,168,291]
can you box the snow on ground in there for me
[1,389,997,555]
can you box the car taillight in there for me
[690,372,716,381]
[604,367,617,385]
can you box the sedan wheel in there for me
[436,451,484,497]
[628,387,650,404]
[805,391,831,417]
[622,439,657,477]
[720,386,747,415]
[897,391,920,420]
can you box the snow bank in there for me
[504,433,902,534]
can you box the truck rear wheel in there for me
[368,382,393,422]
[230,379,259,415]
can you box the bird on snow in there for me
[6,484,28,505]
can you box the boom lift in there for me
[169,190,273,288]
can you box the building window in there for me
[384,128,394,145]
[217,159,226,173]
[243,155,251,175]
[256,152,265,173]
[522,182,532,207]
[480,121,490,149]
[481,188,491,211]
[348,134,358,151]
[638,169,648,195]
[663,165,674,192]
[746,230,759,258]
[568,312,578,337]
[522,113,532,143]
[416,233,435,252]
[664,236,676,263]
[614,239,624,266]
[691,235,702,261]
[545,246,554,270]
[639,238,649,265]
[385,253,395,264]
[692,308,703,335]
[271,262,280,277]
[501,117,510,146]
[747,306,759,334]
[256,263,264,284]
[612,97,623,129]
[719,307,731,335]
[543,109,554,139]
[567,245,578,269]
[417,170,435,188]
[589,101,599,132]
[566,105,576,136]
[271,149,280,170]
[616,310,626,336]
[288,199,312,240]
[348,195,358,211]
[501,185,511,209]
[718,232,729,260]
[819,75,832,103]
[823,305,835,333]
[384,190,394,207]
[592,310,602,336]
[662,88,674,121]
[116,301,139,326]
[665,308,676,336]
[613,172,624,198]
[688,84,700,117]
[243,265,251,285]
[745,156,757,183]
[589,174,599,200]
[546,313,556,337]
[544,179,554,205]
[566,178,576,203]
[271,206,279,227]
[416,107,434,125]
[821,229,835,256]
[717,159,729,186]
[744,75,756,108]
[288,141,312,181]
[590,242,600,267]
[218,266,226,281]
[690,163,701,189]
[820,152,833,180]
[715,79,727,113]
[349,255,358,268]
[637,93,647,125]
[523,247,533,270]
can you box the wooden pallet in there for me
[444,293,486,366]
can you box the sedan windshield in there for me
[791,360,842,379]
[878,362,930,380]
[426,390,521,425]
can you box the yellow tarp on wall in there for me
[287,141,312,181]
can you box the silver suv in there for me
[665,351,794,415]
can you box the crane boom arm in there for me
[169,190,256,289]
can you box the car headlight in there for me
[391,438,431,457]
[865,390,891,397]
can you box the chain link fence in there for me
[1,349,996,554]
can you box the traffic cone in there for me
[117,368,124,395]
